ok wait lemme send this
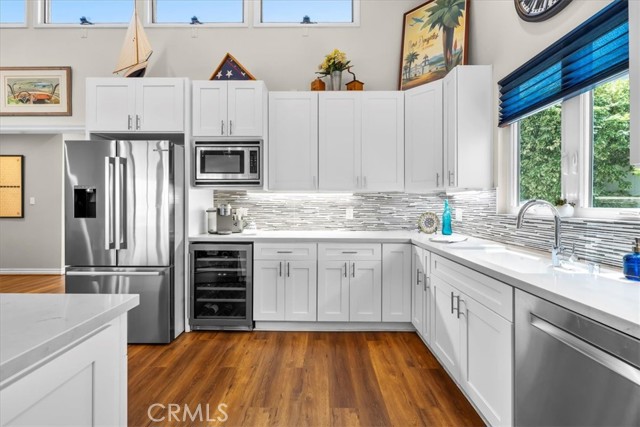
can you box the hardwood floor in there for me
[1,275,484,427]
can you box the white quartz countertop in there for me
[191,230,640,338]
[0,294,139,383]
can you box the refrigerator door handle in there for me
[66,271,163,276]
[104,156,116,250]
[117,156,128,249]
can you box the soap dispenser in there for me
[442,200,452,236]
[623,238,640,281]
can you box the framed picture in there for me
[0,66,72,116]
[399,0,469,90]
[0,155,24,218]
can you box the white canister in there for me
[206,208,217,234]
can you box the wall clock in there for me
[515,0,572,22]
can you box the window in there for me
[44,0,133,24]
[258,0,357,25]
[590,75,639,208]
[152,0,244,24]
[518,104,562,204]
[0,0,25,24]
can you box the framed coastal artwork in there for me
[399,0,469,90]
[0,67,72,116]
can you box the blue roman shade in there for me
[498,0,629,127]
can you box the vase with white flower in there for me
[317,49,351,91]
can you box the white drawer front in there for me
[318,243,381,261]
[431,254,513,322]
[254,243,317,261]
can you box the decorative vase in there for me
[556,204,574,218]
[331,70,342,91]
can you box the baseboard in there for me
[0,268,64,275]
[254,321,415,331]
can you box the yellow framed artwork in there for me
[399,0,469,90]
[0,155,24,218]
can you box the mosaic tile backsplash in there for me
[214,190,639,269]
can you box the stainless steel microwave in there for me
[194,141,262,186]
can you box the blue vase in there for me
[442,200,452,236]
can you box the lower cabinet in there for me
[411,245,433,342]
[430,255,514,427]
[382,244,412,322]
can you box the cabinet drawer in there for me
[431,254,513,321]
[254,243,317,261]
[318,243,381,261]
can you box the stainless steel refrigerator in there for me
[64,139,184,344]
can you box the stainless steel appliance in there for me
[64,139,184,344]
[515,289,640,426]
[190,243,253,330]
[194,141,262,186]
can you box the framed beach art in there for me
[0,67,72,116]
[399,0,469,90]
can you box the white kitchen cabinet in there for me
[405,80,444,191]
[268,92,318,191]
[443,65,492,189]
[430,254,514,427]
[0,316,127,427]
[382,244,411,322]
[192,81,266,137]
[317,243,382,322]
[411,246,425,333]
[318,92,404,191]
[253,244,317,321]
[86,78,184,132]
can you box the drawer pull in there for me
[344,262,347,278]
[277,251,293,254]
[342,251,358,254]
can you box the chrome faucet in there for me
[516,199,563,267]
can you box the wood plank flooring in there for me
[1,275,484,427]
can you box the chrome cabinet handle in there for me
[363,176,367,188]
[352,262,355,278]
[277,251,293,254]
[455,296,463,318]
[127,115,132,130]
[229,120,233,135]
[279,261,282,277]
[450,291,455,314]
[344,262,347,278]
[221,120,225,135]
[424,274,430,291]
[287,262,290,277]
[136,115,141,130]
[448,170,455,186]
[356,176,360,188]
[416,269,422,285]
[436,173,439,187]
[342,251,357,254]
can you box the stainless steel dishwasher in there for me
[515,289,640,426]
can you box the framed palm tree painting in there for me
[399,0,469,90]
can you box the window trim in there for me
[0,0,28,28]
[146,0,249,27]
[35,0,131,28]
[253,0,360,28]
[508,75,639,219]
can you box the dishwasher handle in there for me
[531,314,640,387]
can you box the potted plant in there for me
[317,49,351,91]
[554,198,575,217]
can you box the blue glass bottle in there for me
[623,238,640,282]
[442,200,452,236]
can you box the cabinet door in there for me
[317,260,350,322]
[136,79,184,132]
[192,81,228,136]
[361,92,404,191]
[404,81,443,191]
[285,260,317,321]
[253,260,285,321]
[422,250,433,344]
[382,244,411,322]
[432,276,461,381]
[85,78,135,132]
[443,69,458,188]
[227,81,264,137]
[411,246,425,333]
[318,93,361,191]
[268,92,318,190]
[350,260,382,322]
[460,295,513,427]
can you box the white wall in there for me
[0,134,65,273]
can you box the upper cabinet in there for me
[318,92,404,192]
[405,80,444,192]
[443,65,493,189]
[192,81,266,137]
[268,92,318,191]
[86,78,185,132]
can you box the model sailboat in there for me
[113,8,152,77]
